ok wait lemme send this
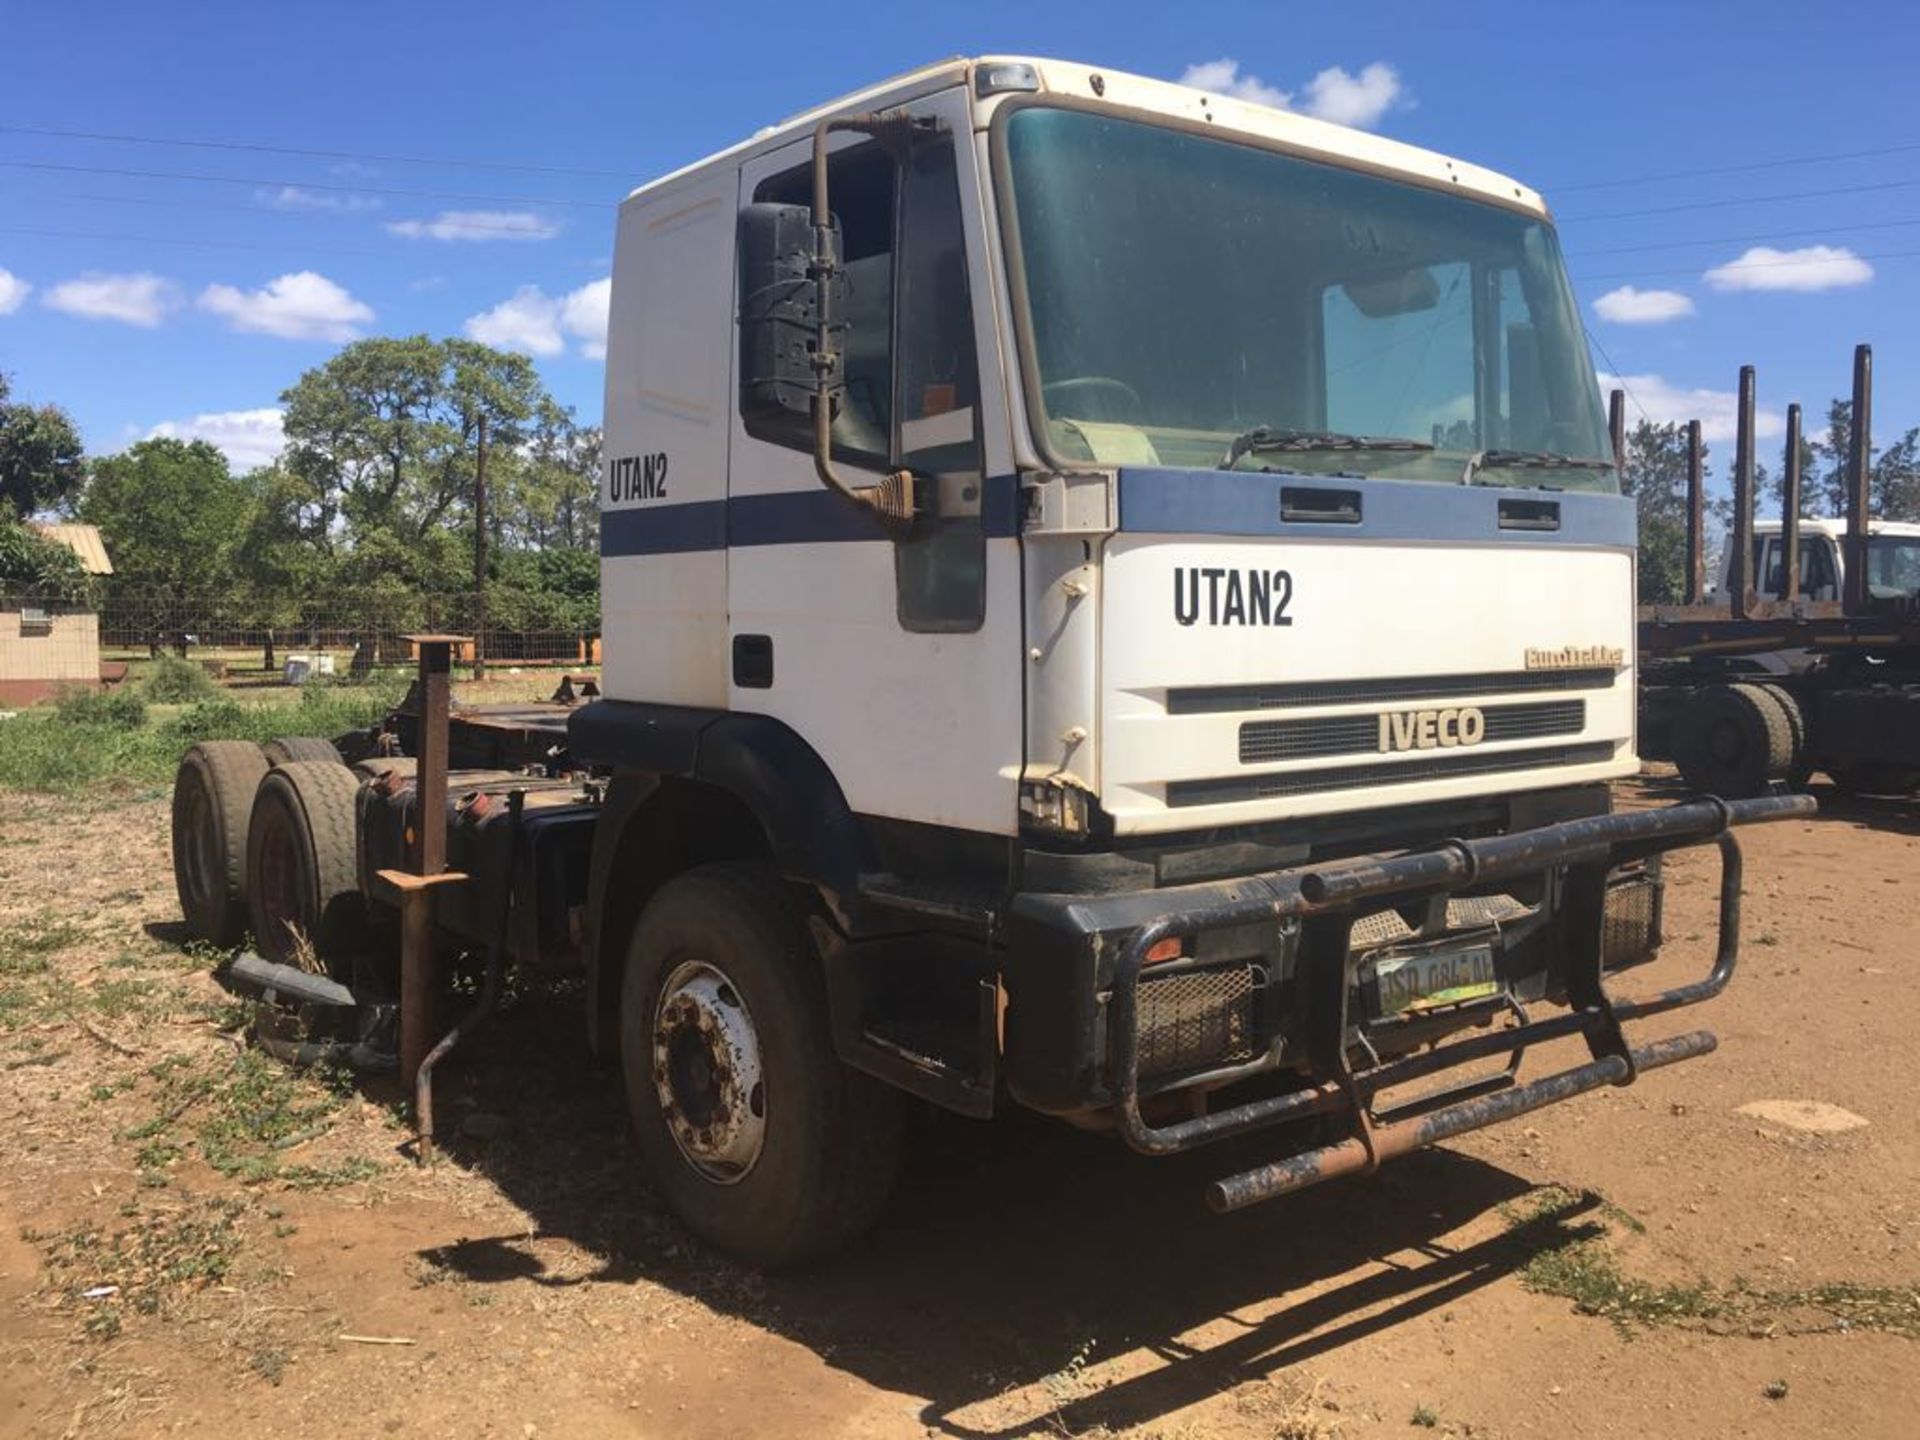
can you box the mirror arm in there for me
[810,114,916,531]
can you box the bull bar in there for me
[1104,794,1814,1212]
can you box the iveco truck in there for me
[171,56,1810,1266]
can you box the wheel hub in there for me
[652,960,766,1183]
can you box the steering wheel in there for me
[1044,376,1143,423]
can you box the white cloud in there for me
[463,278,609,359]
[146,408,286,471]
[43,271,180,327]
[1299,63,1406,129]
[386,210,559,242]
[256,185,382,213]
[1178,58,1406,129]
[1703,245,1874,294]
[1179,58,1292,110]
[0,267,28,315]
[1592,285,1696,325]
[198,271,374,342]
[464,286,565,356]
[1598,371,1784,445]
[561,278,610,359]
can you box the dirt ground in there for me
[1,768,1916,1439]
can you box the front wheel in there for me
[619,863,903,1267]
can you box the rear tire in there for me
[619,862,903,1268]
[1673,684,1792,797]
[246,760,368,972]
[171,741,271,946]
[1750,683,1812,789]
[262,736,343,767]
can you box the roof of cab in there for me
[622,55,1548,219]
[1753,517,1920,537]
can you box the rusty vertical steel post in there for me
[393,635,466,1099]
[1845,343,1873,615]
[399,887,434,1093]
[1609,389,1627,487]
[415,638,452,877]
[1729,367,1756,619]
[1782,404,1803,603]
[1686,420,1706,605]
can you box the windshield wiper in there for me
[1459,448,1615,486]
[1220,426,1433,470]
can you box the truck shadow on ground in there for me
[1626,769,1920,837]
[413,984,1598,1436]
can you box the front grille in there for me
[1168,741,1618,808]
[1169,667,1616,715]
[1240,699,1586,764]
[1135,962,1261,1078]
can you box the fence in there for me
[0,589,602,683]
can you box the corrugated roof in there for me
[31,523,114,575]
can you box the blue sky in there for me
[1,0,1915,479]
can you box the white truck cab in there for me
[1715,517,1920,603]
[558,57,1806,1260]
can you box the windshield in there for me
[1867,535,1920,596]
[1001,107,1616,490]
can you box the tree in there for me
[1619,420,1703,605]
[504,402,600,551]
[81,439,252,595]
[1778,399,1920,522]
[0,374,85,519]
[0,514,92,601]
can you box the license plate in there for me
[1370,944,1499,1018]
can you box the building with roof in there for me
[0,523,115,706]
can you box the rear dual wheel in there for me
[1673,683,1797,798]
[171,739,351,949]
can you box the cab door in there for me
[725,85,1023,834]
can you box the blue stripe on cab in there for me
[1116,468,1636,548]
[601,475,1023,557]
[600,500,727,557]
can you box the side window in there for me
[747,130,986,633]
[894,136,986,632]
[753,145,895,465]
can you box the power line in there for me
[1583,326,1650,426]
[1560,177,1920,223]
[1547,138,1920,194]
[0,122,638,181]
[0,159,609,209]
[1568,214,1920,259]
[1572,246,1920,285]
[0,224,385,258]
[3,184,575,235]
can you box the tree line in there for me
[1620,400,1920,604]
[1,338,603,641]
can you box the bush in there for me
[164,699,249,742]
[54,685,148,730]
[0,683,403,793]
[143,653,217,703]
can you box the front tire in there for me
[619,862,903,1267]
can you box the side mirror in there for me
[738,201,844,451]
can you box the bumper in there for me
[1006,793,1812,1210]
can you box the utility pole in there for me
[472,411,488,683]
